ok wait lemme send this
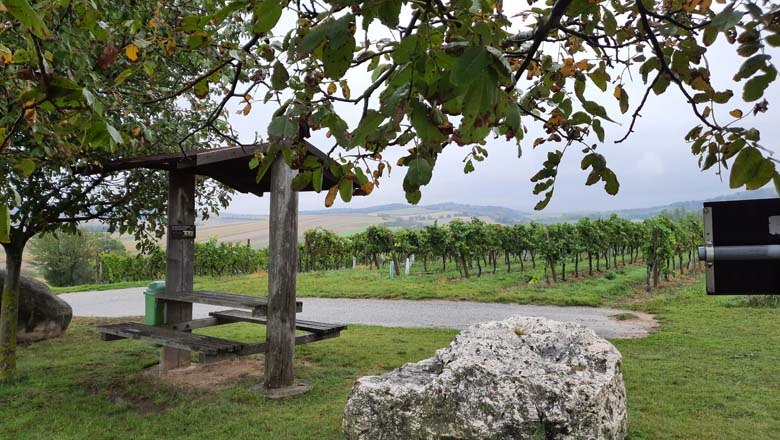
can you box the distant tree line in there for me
[28,214,702,291]
[29,232,268,286]
[300,214,704,290]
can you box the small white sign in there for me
[769,216,780,235]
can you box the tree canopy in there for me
[4,0,778,217]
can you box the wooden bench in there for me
[99,322,245,357]
[98,309,346,364]
[210,309,346,335]
[156,290,303,316]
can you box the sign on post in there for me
[697,198,780,295]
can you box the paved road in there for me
[60,288,657,339]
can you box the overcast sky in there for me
[220,10,779,215]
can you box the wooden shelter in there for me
[88,143,351,389]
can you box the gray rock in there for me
[0,270,72,343]
[343,316,627,440]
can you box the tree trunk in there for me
[0,240,25,381]
[596,252,601,272]
[574,253,579,277]
[442,254,447,272]
[530,251,536,269]
[679,254,684,275]
[588,252,593,275]
[476,256,482,278]
[550,258,558,283]
[460,254,470,278]
[561,260,566,282]
[423,255,428,272]
[505,251,511,273]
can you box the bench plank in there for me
[210,309,347,335]
[156,290,303,316]
[98,322,244,355]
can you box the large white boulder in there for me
[343,316,627,440]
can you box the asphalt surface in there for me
[60,288,657,339]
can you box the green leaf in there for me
[351,110,384,147]
[746,158,776,190]
[588,67,609,92]
[13,158,35,177]
[254,152,277,183]
[271,61,289,90]
[582,100,611,121]
[106,123,123,145]
[2,0,51,39]
[743,72,774,102]
[710,7,745,31]
[291,171,312,191]
[0,204,9,243]
[734,54,771,81]
[702,26,718,46]
[411,102,445,143]
[592,119,604,142]
[406,158,433,187]
[268,116,297,139]
[451,46,489,86]
[253,0,284,33]
[603,168,619,195]
[506,102,521,133]
[653,74,671,95]
[312,167,323,192]
[339,178,353,202]
[730,146,763,188]
[194,80,209,99]
[405,189,422,205]
[322,16,355,79]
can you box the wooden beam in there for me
[265,157,299,389]
[162,170,196,371]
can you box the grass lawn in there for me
[55,263,654,307]
[3,275,779,439]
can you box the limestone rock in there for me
[343,316,627,440]
[0,269,73,343]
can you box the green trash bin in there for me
[144,281,166,325]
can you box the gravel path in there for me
[60,288,657,339]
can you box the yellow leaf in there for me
[613,85,623,99]
[729,109,743,118]
[698,0,712,12]
[132,127,142,137]
[327,83,337,95]
[340,80,350,99]
[325,184,339,207]
[702,106,711,118]
[242,103,252,116]
[23,107,37,123]
[164,39,176,57]
[149,18,157,28]
[325,130,332,138]
[0,48,12,64]
[575,59,591,71]
[360,182,374,195]
[559,58,575,78]
[125,44,140,62]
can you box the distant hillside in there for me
[293,188,777,227]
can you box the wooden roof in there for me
[86,143,355,197]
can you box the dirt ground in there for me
[142,357,265,390]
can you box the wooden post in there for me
[161,170,195,371]
[265,157,298,389]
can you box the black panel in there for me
[704,198,780,294]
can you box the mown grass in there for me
[56,262,653,307]
[4,276,780,439]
